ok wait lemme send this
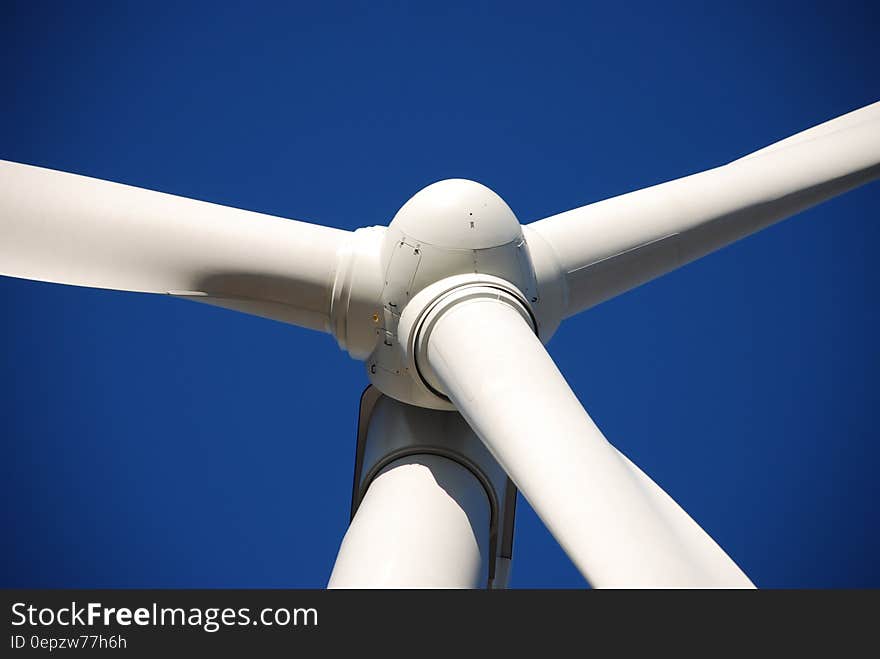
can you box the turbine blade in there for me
[527,102,880,318]
[0,160,350,331]
[425,295,754,588]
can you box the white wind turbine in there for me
[2,101,878,588]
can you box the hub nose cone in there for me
[388,179,522,250]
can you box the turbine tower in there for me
[2,101,878,588]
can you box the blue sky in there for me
[1,1,878,588]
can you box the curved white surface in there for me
[425,296,753,588]
[387,178,522,250]
[328,454,490,588]
[0,160,349,330]
[529,102,880,317]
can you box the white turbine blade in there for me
[527,102,880,318]
[425,296,754,588]
[0,160,350,331]
[741,102,880,160]
[613,448,751,585]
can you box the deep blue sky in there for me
[1,1,878,588]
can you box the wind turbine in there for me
[2,101,878,588]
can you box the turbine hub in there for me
[368,179,538,409]
[330,178,563,410]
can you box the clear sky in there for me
[1,1,878,588]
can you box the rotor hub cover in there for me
[367,179,538,409]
